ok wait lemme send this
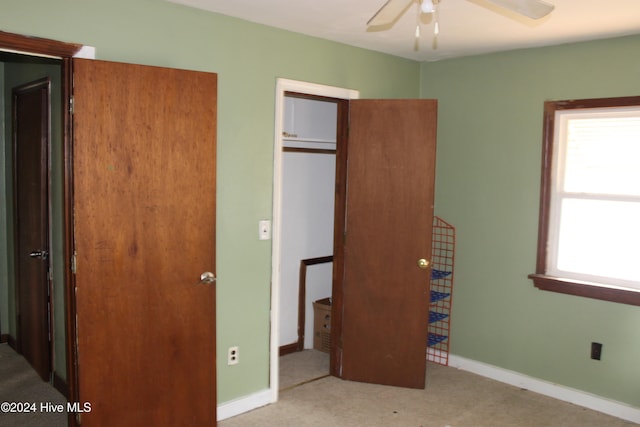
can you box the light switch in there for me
[259,220,271,240]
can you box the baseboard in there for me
[0,334,8,343]
[449,354,640,424]
[279,343,299,356]
[217,389,273,421]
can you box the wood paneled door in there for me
[333,99,438,389]
[72,59,217,426]
[12,78,52,382]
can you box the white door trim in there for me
[269,79,358,403]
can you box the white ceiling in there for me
[168,0,640,61]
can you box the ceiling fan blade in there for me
[367,0,414,26]
[484,0,554,19]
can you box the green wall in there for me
[421,35,640,407]
[0,0,419,405]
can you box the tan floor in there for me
[279,349,330,390]
[2,344,635,426]
[221,353,637,427]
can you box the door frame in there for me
[269,78,358,402]
[0,30,93,427]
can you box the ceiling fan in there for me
[368,0,555,27]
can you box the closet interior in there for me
[278,92,338,388]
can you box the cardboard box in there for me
[313,297,331,353]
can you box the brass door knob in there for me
[418,259,430,269]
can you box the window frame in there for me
[529,96,640,306]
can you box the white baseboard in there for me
[449,354,640,424]
[217,389,274,421]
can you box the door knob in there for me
[417,259,430,269]
[200,271,216,284]
[29,250,48,260]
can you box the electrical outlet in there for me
[228,346,239,365]
[591,342,602,360]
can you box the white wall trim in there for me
[217,389,272,421]
[270,78,359,405]
[449,354,640,424]
[73,45,96,59]
[1,45,96,59]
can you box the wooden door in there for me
[334,99,437,389]
[13,78,52,382]
[72,59,217,426]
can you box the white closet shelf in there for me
[283,137,336,144]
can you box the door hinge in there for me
[71,252,77,274]
[69,96,74,114]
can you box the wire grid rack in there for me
[427,216,455,366]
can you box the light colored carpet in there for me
[279,349,330,390]
[0,343,67,427]
[2,344,635,426]
[222,355,637,427]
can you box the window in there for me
[529,96,640,306]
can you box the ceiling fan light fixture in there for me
[421,0,435,14]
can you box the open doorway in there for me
[270,79,358,398]
[278,92,337,389]
[0,31,87,427]
[271,85,440,399]
[1,51,65,388]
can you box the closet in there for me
[278,93,338,353]
[272,83,438,392]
